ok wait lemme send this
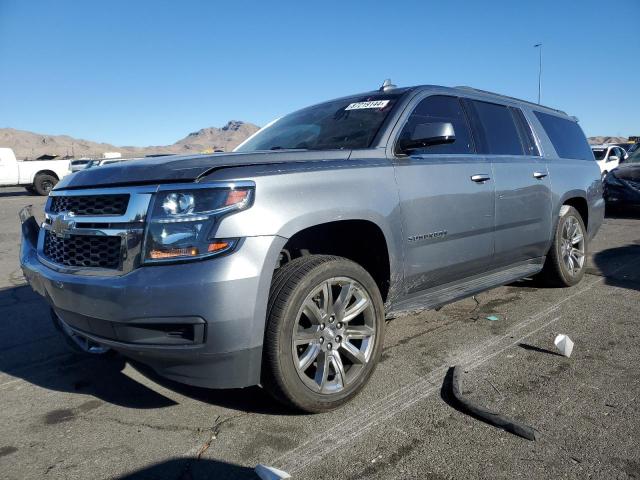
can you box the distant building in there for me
[102,152,122,159]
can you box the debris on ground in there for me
[554,334,574,358]
[196,415,221,459]
[472,295,480,309]
[486,315,500,321]
[450,366,538,441]
[255,464,292,480]
[469,296,481,321]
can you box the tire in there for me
[33,173,58,196]
[262,255,385,413]
[24,186,35,195]
[538,205,587,287]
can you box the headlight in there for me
[143,183,253,263]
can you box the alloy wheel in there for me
[560,215,585,276]
[291,276,376,394]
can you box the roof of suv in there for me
[326,84,570,119]
[365,84,570,117]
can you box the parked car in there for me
[0,148,72,195]
[591,144,628,179]
[603,147,640,207]
[70,159,92,172]
[84,158,127,169]
[626,143,639,154]
[20,84,603,412]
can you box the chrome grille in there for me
[43,231,122,269]
[50,194,129,216]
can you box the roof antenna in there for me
[379,79,396,92]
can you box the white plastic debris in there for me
[255,464,291,480]
[554,334,574,358]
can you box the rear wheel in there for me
[24,186,36,195]
[539,205,587,287]
[262,255,385,412]
[33,173,58,196]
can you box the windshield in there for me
[591,148,607,160]
[235,93,404,152]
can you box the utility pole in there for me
[534,43,542,104]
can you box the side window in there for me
[613,148,623,160]
[533,111,593,160]
[397,95,474,154]
[510,108,540,156]
[469,100,524,155]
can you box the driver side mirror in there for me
[397,122,456,154]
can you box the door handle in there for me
[471,174,491,183]
[533,171,548,179]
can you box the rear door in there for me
[391,94,495,294]
[465,99,552,267]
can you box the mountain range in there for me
[0,124,632,160]
[0,121,260,160]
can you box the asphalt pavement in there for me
[1,186,639,479]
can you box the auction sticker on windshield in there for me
[345,100,390,110]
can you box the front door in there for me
[392,95,495,295]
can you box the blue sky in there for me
[1,0,638,146]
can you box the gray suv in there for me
[20,84,603,412]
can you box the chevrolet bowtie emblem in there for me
[51,212,76,238]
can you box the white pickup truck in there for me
[0,148,72,195]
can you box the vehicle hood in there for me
[55,150,352,189]
[612,164,640,182]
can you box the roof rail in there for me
[454,86,567,115]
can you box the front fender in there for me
[211,159,405,300]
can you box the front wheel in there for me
[262,255,385,412]
[538,205,587,287]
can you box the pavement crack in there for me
[97,415,201,434]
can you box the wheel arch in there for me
[34,170,60,182]
[560,194,589,229]
[278,218,394,303]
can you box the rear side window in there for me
[469,100,524,155]
[397,95,474,154]
[534,111,593,160]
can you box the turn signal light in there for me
[224,189,249,206]
[207,241,230,252]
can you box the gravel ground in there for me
[1,186,639,480]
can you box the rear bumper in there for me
[20,211,286,388]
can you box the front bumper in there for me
[20,209,285,388]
